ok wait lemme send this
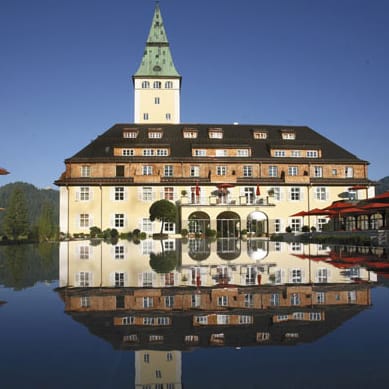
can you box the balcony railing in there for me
[181,195,272,206]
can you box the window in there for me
[76,272,92,287]
[143,149,154,156]
[79,246,89,260]
[81,165,91,177]
[114,272,125,287]
[317,268,328,283]
[148,131,163,139]
[309,312,322,321]
[243,165,253,177]
[141,272,153,287]
[191,294,201,308]
[116,165,125,177]
[306,150,318,158]
[165,81,173,88]
[142,218,153,233]
[257,332,270,342]
[114,245,125,260]
[270,293,280,306]
[244,187,255,204]
[208,129,223,139]
[157,317,170,325]
[314,187,327,201]
[185,335,199,343]
[156,149,168,156]
[268,166,278,177]
[77,187,90,202]
[165,113,171,120]
[116,295,125,308]
[167,352,173,361]
[163,222,175,232]
[123,130,138,138]
[314,166,323,177]
[144,353,150,363]
[253,130,268,139]
[288,166,298,176]
[237,149,249,157]
[142,166,153,175]
[216,149,227,157]
[164,187,174,200]
[217,315,229,324]
[123,334,138,343]
[290,293,301,305]
[122,149,134,156]
[332,168,338,176]
[345,167,354,178]
[274,150,286,157]
[290,187,301,201]
[217,296,228,306]
[142,187,153,201]
[290,269,302,283]
[114,214,125,228]
[291,150,301,157]
[271,187,281,201]
[143,297,153,308]
[165,296,174,308]
[164,165,173,177]
[114,187,124,201]
[317,217,327,231]
[190,166,200,177]
[244,294,254,307]
[80,296,90,308]
[153,81,161,88]
[154,97,160,104]
[216,166,227,176]
[282,131,296,140]
[316,292,325,304]
[194,149,206,156]
[290,218,301,232]
[293,312,304,320]
[143,113,149,120]
[141,81,150,88]
[195,315,208,324]
[183,129,198,139]
[274,219,281,233]
[79,214,90,228]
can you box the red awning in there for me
[216,183,235,189]
[360,202,389,210]
[348,185,368,190]
[290,210,309,217]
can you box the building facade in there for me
[55,3,373,237]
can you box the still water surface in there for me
[1,240,389,389]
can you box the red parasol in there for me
[256,185,261,196]
[290,210,309,217]
[195,182,200,196]
[217,183,235,189]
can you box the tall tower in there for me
[133,2,181,124]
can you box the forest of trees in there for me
[0,182,59,242]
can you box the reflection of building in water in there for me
[58,239,376,387]
[135,350,182,389]
[59,240,376,289]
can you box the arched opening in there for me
[188,212,210,234]
[188,239,211,261]
[247,211,268,236]
[217,211,240,238]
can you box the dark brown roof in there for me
[66,123,367,163]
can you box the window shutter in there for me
[124,188,128,201]
[300,188,304,201]
[281,269,286,283]
[75,191,80,201]
[110,188,115,201]
[89,188,94,201]
[301,269,305,283]
[89,215,93,227]
[138,188,143,201]
[75,273,80,286]
[138,273,143,287]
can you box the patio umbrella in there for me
[307,208,336,216]
[290,210,309,217]
[195,182,200,196]
[256,185,261,196]
[217,183,235,189]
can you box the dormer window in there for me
[253,130,268,140]
[153,81,161,89]
[165,81,173,88]
[306,150,319,158]
[183,128,198,139]
[141,81,150,88]
[281,130,296,140]
[148,129,163,139]
[237,149,249,157]
[208,128,223,139]
[123,129,139,139]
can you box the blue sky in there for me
[1,0,388,188]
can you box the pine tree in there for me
[3,188,30,240]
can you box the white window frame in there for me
[190,166,200,177]
[243,165,253,177]
[114,213,125,228]
[164,165,173,177]
[268,166,278,177]
[216,166,227,176]
[142,166,153,175]
[288,166,298,176]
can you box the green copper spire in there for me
[134,2,180,78]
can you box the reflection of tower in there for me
[135,350,182,389]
